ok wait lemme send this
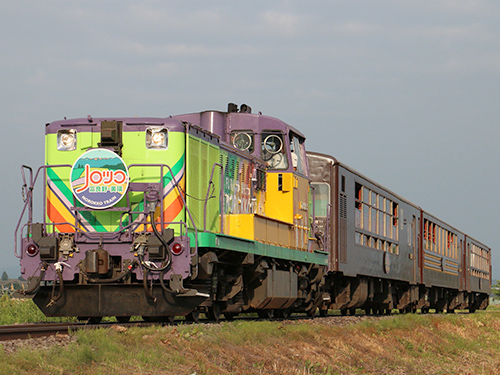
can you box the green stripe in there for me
[47,167,73,202]
[190,232,329,266]
[162,153,185,187]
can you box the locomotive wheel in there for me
[340,309,347,316]
[306,308,317,318]
[319,309,328,317]
[224,312,236,321]
[116,316,131,323]
[258,309,275,320]
[275,308,291,320]
[349,308,356,316]
[159,316,175,324]
[207,304,221,322]
[186,311,200,323]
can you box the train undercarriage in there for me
[29,245,489,323]
[30,246,327,323]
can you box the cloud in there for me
[260,11,306,36]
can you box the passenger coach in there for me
[307,152,490,315]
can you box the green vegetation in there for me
[492,280,500,299]
[1,295,500,374]
[0,294,74,325]
[0,296,500,375]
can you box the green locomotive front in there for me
[17,108,328,321]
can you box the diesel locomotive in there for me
[15,103,491,322]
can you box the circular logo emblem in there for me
[70,148,129,209]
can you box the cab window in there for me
[290,133,307,175]
[261,131,288,169]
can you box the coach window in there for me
[311,182,330,217]
[355,183,362,228]
[355,183,362,209]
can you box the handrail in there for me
[325,203,333,252]
[127,163,198,251]
[15,164,72,258]
[16,162,199,255]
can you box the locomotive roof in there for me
[173,110,306,139]
[45,116,185,134]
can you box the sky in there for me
[1,1,499,279]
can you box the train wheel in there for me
[186,311,200,323]
[258,310,275,320]
[159,316,175,324]
[224,312,236,321]
[349,308,356,316]
[87,317,102,324]
[276,308,291,320]
[207,304,221,322]
[306,308,317,318]
[340,309,347,316]
[116,316,131,323]
[319,309,328,317]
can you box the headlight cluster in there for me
[57,129,77,151]
[146,127,168,149]
[57,127,168,151]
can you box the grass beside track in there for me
[1,295,500,374]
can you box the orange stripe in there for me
[47,199,74,232]
[162,194,184,223]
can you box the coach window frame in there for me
[354,181,399,255]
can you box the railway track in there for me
[0,322,81,341]
[1,308,487,342]
[0,321,161,341]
